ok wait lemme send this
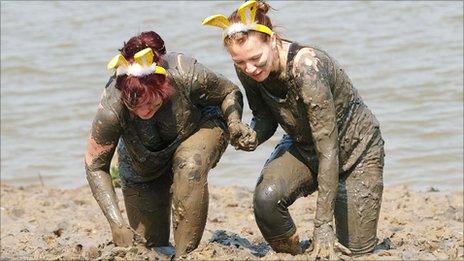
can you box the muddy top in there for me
[89,52,239,177]
[237,42,382,174]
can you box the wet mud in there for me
[1,184,462,260]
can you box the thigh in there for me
[122,172,172,246]
[170,119,227,245]
[173,118,228,176]
[257,135,317,208]
[335,137,385,253]
[122,173,173,216]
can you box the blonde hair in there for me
[224,1,278,46]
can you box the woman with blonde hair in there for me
[203,1,385,258]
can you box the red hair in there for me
[115,31,174,110]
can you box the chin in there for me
[138,111,156,120]
[252,72,269,82]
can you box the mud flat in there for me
[1,183,462,260]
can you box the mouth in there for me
[251,71,263,78]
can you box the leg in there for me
[253,135,318,254]
[171,119,228,255]
[335,134,385,254]
[118,149,173,247]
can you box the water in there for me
[1,1,463,191]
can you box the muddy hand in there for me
[111,224,145,247]
[236,128,257,151]
[311,223,351,260]
[228,121,258,151]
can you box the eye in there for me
[251,55,261,61]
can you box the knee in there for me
[253,183,283,217]
[172,154,205,182]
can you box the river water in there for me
[1,1,463,191]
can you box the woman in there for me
[203,1,385,258]
[84,31,252,256]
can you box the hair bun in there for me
[256,0,271,15]
[140,31,166,55]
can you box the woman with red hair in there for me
[84,31,252,256]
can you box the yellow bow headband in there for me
[107,48,167,77]
[202,0,273,40]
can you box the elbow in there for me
[84,160,107,184]
[85,163,95,184]
[230,89,243,108]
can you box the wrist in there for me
[110,221,127,230]
[227,119,241,127]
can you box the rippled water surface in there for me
[1,1,463,190]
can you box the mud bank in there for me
[1,184,462,260]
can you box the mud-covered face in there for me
[129,97,163,120]
[227,34,277,82]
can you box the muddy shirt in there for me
[88,52,241,180]
[237,42,382,226]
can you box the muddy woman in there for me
[203,1,385,259]
[84,31,253,256]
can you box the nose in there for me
[245,63,257,74]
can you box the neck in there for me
[272,40,291,76]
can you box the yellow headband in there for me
[107,48,167,77]
[202,0,273,40]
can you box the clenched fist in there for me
[228,121,258,151]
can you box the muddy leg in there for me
[171,120,228,256]
[253,136,317,255]
[121,172,173,247]
[335,136,384,254]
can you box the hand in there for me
[228,121,258,151]
[111,224,145,247]
[311,223,351,260]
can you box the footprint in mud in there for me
[209,230,313,257]
[152,245,176,257]
[373,237,394,253]
[209,230,270,257]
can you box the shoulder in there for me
[164,52,199,76]
[100,77,124,119]
[292,47,321,74]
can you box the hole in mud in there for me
[75,244,83,253]
[53,228,64,237]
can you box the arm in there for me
[186,55,257,150]
[84,89,135,246]
[293,50,347,257]
[235,67,278,145]
[188,56,243,126]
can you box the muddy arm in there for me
[84,95,125,229]
[236,67,278,145]
[189,58,244,125]
[294,52,339,228]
